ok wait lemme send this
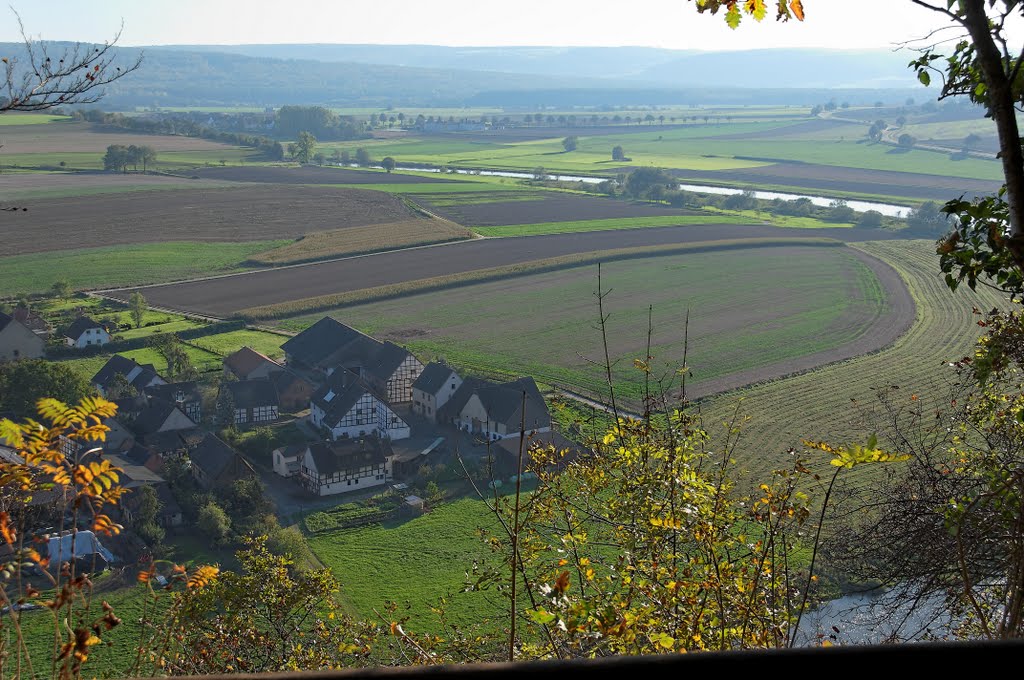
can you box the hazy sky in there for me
[0,1,974,51]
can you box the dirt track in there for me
[108,223,903,317]
[2,186,414,254]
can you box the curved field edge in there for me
[700,239,1011,482]
[271,244,906,406]
[236,237,844,320]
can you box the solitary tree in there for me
[291,131,317,164]
[561,136,578,152]
[381,156,396,173]
[50,277,72,300]
[611,145,625,161]
[897,133,917,149]
[128,290,147,329]
[354,147,371,166]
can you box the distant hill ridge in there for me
[0,42,922,109]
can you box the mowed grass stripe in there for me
[0,240,287,297]
[474,214,754,237]
[700,239,1010,483]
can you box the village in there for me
[1,306,571,569]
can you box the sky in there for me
[0,1,969,51]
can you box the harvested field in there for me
[250,217,472,265]
[111,223,904,317]
[0,121,233,154]
[286,243,908,404]
[1,185,414,254]
[0,171,233,200]
[673,161,1002,201]
[420,192,700,227]
[191,165,457,185]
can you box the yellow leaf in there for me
[790,0,804,21]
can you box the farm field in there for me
[698,239,1010,482]
[111,224,901,318]
[277,244,904,403]
[0,241,287,298]
[1,185,416,254]
[418,191,701,227]
[0,171,236,200]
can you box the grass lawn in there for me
[306,497,507,633]
[473,214,754,237]
[0,240,288,297]
[277,244,887,404]
[187,328,290,359]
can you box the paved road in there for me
[105,223,902,317]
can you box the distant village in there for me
[1,309,567,567]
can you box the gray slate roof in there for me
[412,362,458,395]
[440,376,549,432]
[307,439,386,476]
[311,371,374,428]
[190,433,243,481]
[91,355,165,391]
[225,379,279,409]
[132,402,193,436]
[64,316,104,341]
[145,382,201,406]
[281,317,362,367]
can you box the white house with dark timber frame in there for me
[309,371,410,441]
[300,438,391,496]
[411,362,462,423]
[281,317,424,402]
[439,377,550,441]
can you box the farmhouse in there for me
[63,316,110,349]
[188,433,254,489]
[0,311,45,360]
[310,370,410,441]
[282,317,423,402]
[223,346,282,381]
[222,379,280,424]
[440,376,550,440]
[12,306,51,339]
[92,355,166,396]
[145,382,202,424]
[411,362,463,422]
[299,438,391,496]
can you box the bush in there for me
[857,210,884,229]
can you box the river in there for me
[357,164,913,218]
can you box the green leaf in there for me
[918,71,931,86]
[726,4,742,28]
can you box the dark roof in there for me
[12,307,49,334]
[225,379,279,409]
[281,317,363,367]
[189,433,242,481]
[441,376,549,431]
[145,382,201,405]
[141,429,190,454]
[412,362,458,395]
[270,368,311,392]
[91,355,165,391]
[0,311,12,333]
[275,443,307,460]
[92,355,138,387]
[311,371,374,427]
[224,346,280,378]
[64,316,105,340]
[132,402,193,436]
[123,442,157,467]
[306,439,386,476]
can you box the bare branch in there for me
[1,10,142,114]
